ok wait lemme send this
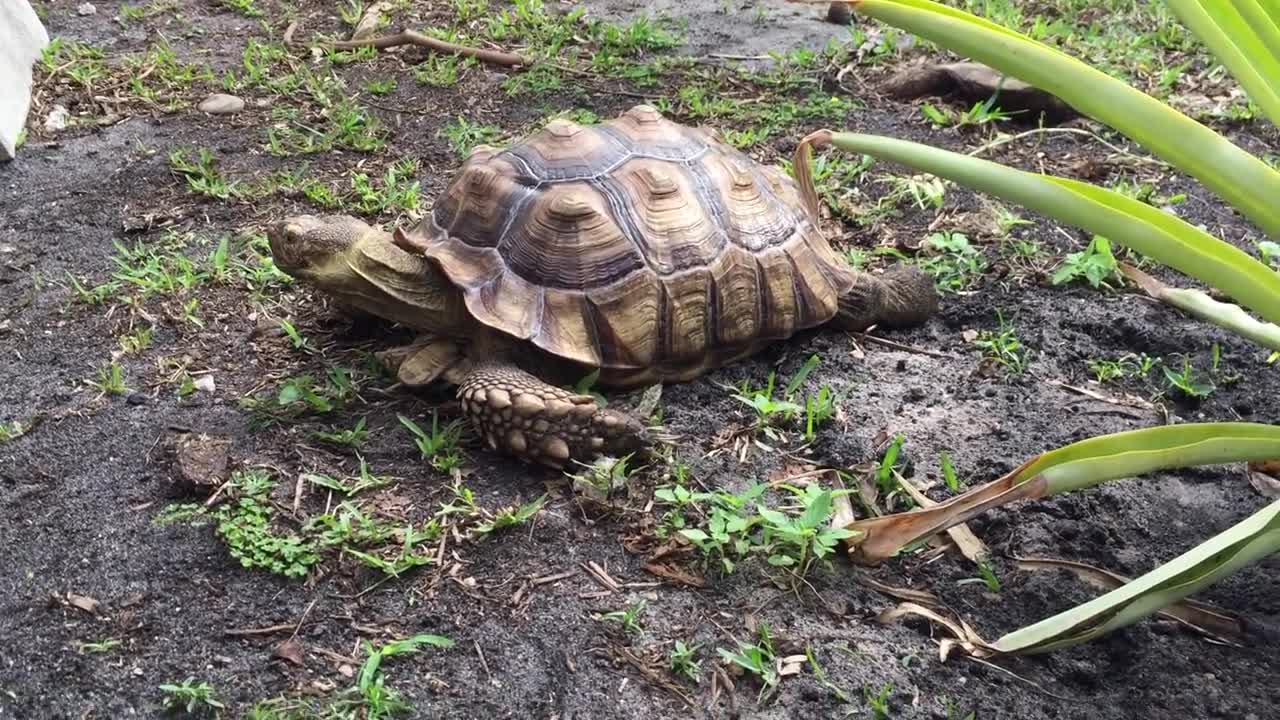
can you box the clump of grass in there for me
[159,677,224,715]
[973,311,1029,376]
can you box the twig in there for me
[310,646,359,665]
[582,561,621,593]
[853,331,951,358]
[326,30,529,67]
[225,622,297,637]
[474,640,492,681]
[290,599,318,641]
[531,569,578,586]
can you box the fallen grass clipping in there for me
[836,422,1280,656]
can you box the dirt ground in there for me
[2,1,1278,718]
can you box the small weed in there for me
[921,97,1016,128]
[278,319,313,353]
[731,355,836,442]
[169,148,240,200]
[221,0,262,17]
[474,494,547,535]
[118,326,154,355]
[399,413,465,472]
[216,471,322,578]
[758,485,855,577]
[343,522,436,577]
[718,624,779,701]
[1051,235,1121,289]
[348,634,453,717]
[940,452,961,493]
[304,456,391,497]
[1257,240,1280,271]
[670,640,701,683]
[1162,356,1215,399]
[439,117,504,158]
[0,420,31,443]
[311,417,370,449]
[66,272,120,305]
[976,559,1001,592]
[876,432,908,498]
[159,678,224,715]
[89,361,129,396]
[806,646,850,703]
[366,77,397,95]
[866,682,894,720]
[676,484,766,574]
[79,639,123,654]
[415,54,474,87]
[974,311,1028,376]
[1088,352,1157,383]
[244,370,357,426]
[349,159,422,216]
[880,173,947,211]
[569,453,639,502]
[601,599,647,638]
[918,232,987,293]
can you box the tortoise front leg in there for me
[829,265,939,332]
[456,360,648,468]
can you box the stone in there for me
[0,0,49,160]
[43,104,68,132]
[76,2,96,15]
[170,432,232,495]
[197,93,246,115]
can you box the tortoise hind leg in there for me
[456,360,648,468]
[829,265,939,332]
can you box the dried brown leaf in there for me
[65,592,100,614]
[273,638,306,666]
[642,562,706,588]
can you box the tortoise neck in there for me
[334,231,468,335]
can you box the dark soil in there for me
[2,2,1278,719]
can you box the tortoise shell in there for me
[408,105,854,382]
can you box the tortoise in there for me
[267,105,938,468]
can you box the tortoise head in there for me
[267,214,464,332]
[267,214,377,280]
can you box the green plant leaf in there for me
[822,133,1280,335]
[799,490,832,530]
[992,498,1280,654]
[851,0,1280,238]
[1165,0,1280,127]
[680,529,710,543]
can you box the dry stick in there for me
[327,30,530,67]
[474,640,493,681]
[853,331,951,358]
[290,598,319,641]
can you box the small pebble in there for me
[197,93,246,115]
[193,375,216,393]
[77,2,96,15]
[126,393,148,406]
[44,105,69,132]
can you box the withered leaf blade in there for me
[897,475,989,564]
[844,457,1046,565]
